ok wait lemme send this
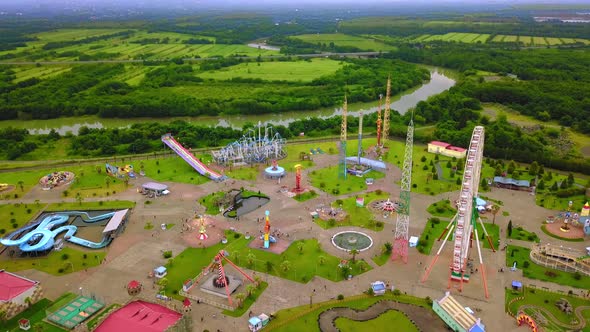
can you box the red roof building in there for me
[0,270,37,303]
[427,141,467,159]
[94,300,182,332]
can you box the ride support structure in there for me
[339,96,348,180]
[382,75,391,145]
[421,126,495,299]
[376,94,383,149]
[392,118,414,263]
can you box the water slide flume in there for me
[161,134,227,181]
[0,211,115,252]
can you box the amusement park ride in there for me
[421,126,496,299]
[212,122,286,166]
[338,97,348,180]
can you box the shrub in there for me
[328,219,336,227]
[573,272,582,280]
[375,189,383,195]
[544,270,558,278]
[233,233,240,239]
[26,208,32,214]
[0,229,5,235]
[58,268,64,273]
[83,254,87,259]
[337,294,344,300]
[266,261,273,272]
[367,287,375,296]
[162,251,173,259]
[523,261,530,268]
[393,289,401,296]
[61,254,69,260]
[375,221,384,228]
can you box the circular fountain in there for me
[264,160,286,179]
[331,231,373,252]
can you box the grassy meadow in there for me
[292,33,397,51]
[415,32,589,45]
[199,58,344,82]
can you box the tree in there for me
[235,293,246,308]
[280,260,291,274]
[491,205,500,225]
[550,181,558,191]
[318,255,326,265]
[17,180,24,192]
[507,220,513,237]
[560,179,568,189]
[529,161,538,175]
[349,249,359,263]
[105,177,111,188]
[157,277,168,290]
[537,180,545,190]
[25,296,32,307]
[254,275,262,288]
[538,164,544,175]
[247,252,256,267]
[494,165,503,176]
[76,193,83,206]
[246,284,257,298]
[297,242,304,254]
[446,160,452,168]
[507,161,516,174]
[567,173,574,186]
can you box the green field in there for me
[0,247,106,275]
[335,310,418,332]
[508,226,540,242]
[292,33,397,51]
[0,203,45,235]
[309,165,385,196]
[426,199,457,218]
[199,58,344,82]
[418,33,588,45]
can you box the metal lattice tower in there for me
[382,75,391,145]
[357,112,363,165]
[339,96,348,180]
[392,118,413,263]
[376,94,383,148]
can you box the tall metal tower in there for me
[421,126,495,299]
[382,75,391,146]
[338,96,348,180]
[357,112,363,165]
[376,94,383,148]
[392,118,414,263]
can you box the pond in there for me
[0,67,455,135]
[223,195,270,218]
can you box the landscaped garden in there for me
[0,203,45,236]
[426,199,457,218]
[264,292,431,332]
[505,287,590,332]
[505,245,590,289]
[334,309,418,332]
[309,166,385,196]
[1,247,106,275]
[417,218,499,255]
[507,225,540,243]
[315,191,388,231]
[163,231,371,301]
[2,298,67,332]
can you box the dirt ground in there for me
[3,153,588,332]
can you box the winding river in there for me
[0,67,455,135]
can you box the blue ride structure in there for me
[0,211,116,252]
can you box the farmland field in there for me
[532,36,547,45]
[502,35,518,42]
[33,28,130,41]
[491,35,505,42]
[518,35,533,45]
[544,37,563,45]
[198,58,343,82]
[292,33,397,51]
[12,66,73,83]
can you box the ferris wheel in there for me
[421,126,495,299]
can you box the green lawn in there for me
[335,309,418,332]
[222,282,268,317]
[315,191,388,231]
[265,292,430,332]
[199,58,344,82]
[294,191,319,202]
[0,247,106,275]
[426,199,457,218]
[292,33,397,52]
[0,169,56,200]
[506,288,590,332]
[0,203,45,236]
[138,156,211,185]
[371,252,391,266]
[506,245,590,289]
[418,218,499,255]
[45,200,135,211]
[2,298,67,332]
[198,191,226,215]
[163,231,371,300]
[508,226,540,243]
[309,166,385,196]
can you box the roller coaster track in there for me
[529,244,590,276]
[518,304,590,330]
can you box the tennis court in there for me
[47,296,104,329]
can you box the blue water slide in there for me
[57,211,115,223]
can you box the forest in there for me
[0,58,429,119]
